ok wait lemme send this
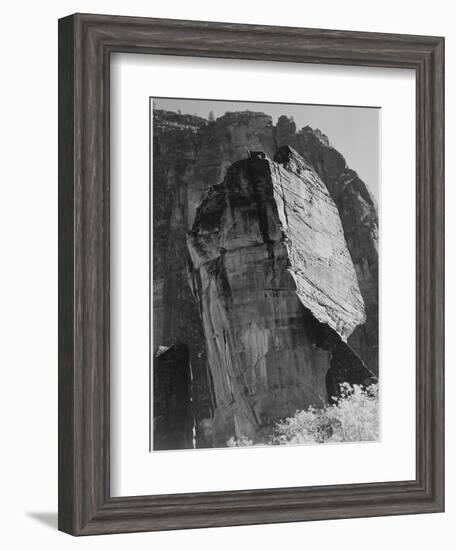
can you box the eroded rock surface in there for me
[152,111,213,447]
[275,117,379,374]
[187,148,373,445]
[153,109,284,446]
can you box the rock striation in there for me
[275,117,379,374]
[187,147,373,445]
[153,109,282,447]
[152,108,379,448]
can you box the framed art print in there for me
[149,97,380,452]
[58,13,444,535]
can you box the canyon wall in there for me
[152,112,213,447]
[188,147,373,445]
[153,110,283,448]
[275,116,379,374]
[152,108,379,448]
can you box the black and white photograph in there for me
[151,98,380,451]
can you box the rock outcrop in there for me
[275,117,379,374]
[152,108,379,448]
[153,344,193,450]
[153,109,285,447]
[187,147,373,445]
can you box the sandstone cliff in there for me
[153,109,283,448]
[275,116,379,374]
[152,108,379,449]
[187,147,373,445]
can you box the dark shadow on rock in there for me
[26,511,58,530]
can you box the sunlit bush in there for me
[224,384,379,447]
[226,435,254,447]
[272,383,379,445]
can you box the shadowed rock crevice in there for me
[153,343,194,450]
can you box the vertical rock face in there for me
[153,108,379,448]
[153,111,213,447]
[187,147,373,445]
[153,110,283,446]
[153,344,193,450]
[275,117,379,374]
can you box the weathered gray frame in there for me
[58,13,445,535]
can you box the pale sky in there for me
[153,97,380,202]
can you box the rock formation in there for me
[275,116,379,374]
[152,108,379,448]
[153,110,282,448]
[187,147,373,445]
[153,344,193,450]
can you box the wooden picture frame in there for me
[58,13,444,535]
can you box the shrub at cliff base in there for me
[226,383,379,447]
